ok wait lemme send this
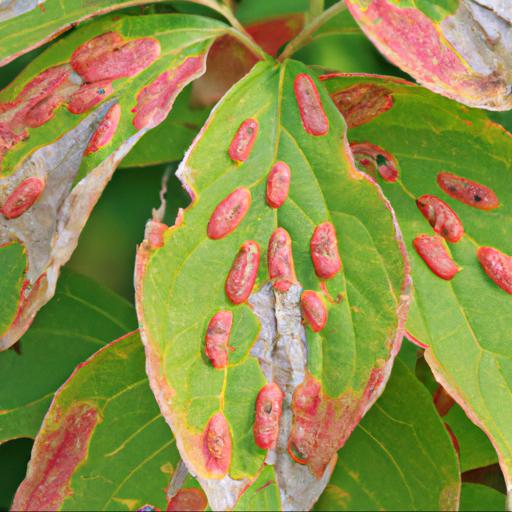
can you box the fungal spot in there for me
[68,80,113,115]
[132,56,205,130]
[413,234,460,280]
[330,83,393,128]
[24,93,65,128]
[205,310,233,369]
[266,161,291,209]
[12,404,98,511]
[228,118,259,162]
[301,290,328,332]
[416,195,464,243]
[71,32,160,82]
[477,246,512,294]
[253,382,284,450]
[310,222,342,279]
[437,172,499,210]
[167,489,208,512]
[1,177,46,219]
[350,142,398,182]
[268,227,296,292]
[294,73,329,136]
[85,103,121,155]
[207,187,251,240]
[203,412,232,476]
[225,240,260,305]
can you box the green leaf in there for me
[344,0,512,110]
[314,357,460,511]
[0,269,136,442]
[460,483,506,512]
[136,60,409,509]
[0,13,226,350]
[12,331,179,511]
[321,73,512,499]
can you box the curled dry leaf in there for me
[136,61,409,510]
[345,0,512,110]
[0,13,227,350]
[322,72,512,501]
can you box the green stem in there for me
[278,1,347,61]
[183,0,270,61]
[308,0,325,21]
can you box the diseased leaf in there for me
[314,357,460,511]
[344,0,512,110]
[136,60,409,510]
[322,73,512,499]
[460,483,506,511]
[0,269,136,442]
[0,13,226,350]
[12,331,179,511]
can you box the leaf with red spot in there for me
[344,0,512,110]
[322,73,512,501]
[0,13,227,350]
[136,61,409,509]
[13,331,181,511]
[314,356,460,511]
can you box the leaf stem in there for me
[278,1,347,61]
[308,0,325,21]
[183,0,270,61]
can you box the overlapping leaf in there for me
[460,483,506,511]
[0,269,136,442]
[344,0,512,110]
[322,73,512,499]
[12,331,180,511]
[136,60,409,510]
[0,13,226,350]
[314,357,460,511]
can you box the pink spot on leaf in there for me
[310,222,342,280]
[413,234,460,280]
[205,310,233,369]
[301,290,327,332]
[266,161,291,209]
[350,142,398,182]
[203,412,231,477]
[1,177,45,219]
[207,187,251,240]
[416,194,464,243]
[294,74,329,136]
[225,240,260,305]
[228,118,259,162]
[68,80,113,115]
[268,227,296,292]
[85,103,121,154]
[167,488,208,512]
[254,382,284,450]
[437,172,499,210]
[132,56,205,130]
[477,246,512,294]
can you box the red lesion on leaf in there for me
[132,56,206,130]
[294,74,329,136]
[310,222,342,280]
[437,172,500,211]
[253,382,284,450]
[203,412,232,477]
[167,488,208,512]
[84,103,121,155]
[207,187,252,240]
[477,246,512,294]
[413,234,460,280]
[12,403,99,511]
[330,83,393,128]
[300,290,328,333]
[70,32,160,83]
[205,310,234,369]
[268,227,296,293]
[225,240,260,305]
[416,194,464,243]
[1,176,46,219]
[228,118,259,163]
[68,80,113,115]
[266,161,291,209]
[350,142,399,182]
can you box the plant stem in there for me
[308,0,325,21]
[183,0,270,61]
[278,1,347,61]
